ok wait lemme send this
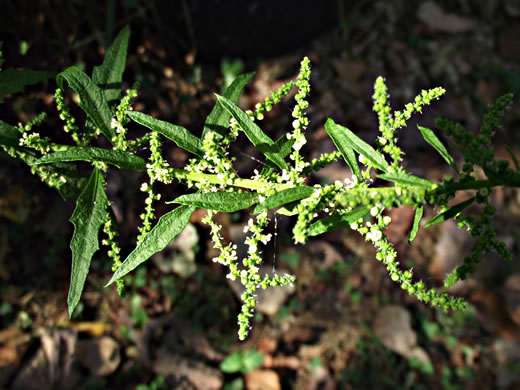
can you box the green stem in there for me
[50,143,75,152]
[171,168,293,192]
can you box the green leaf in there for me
[308,206,369,236]
[418,126,458,174]
[220,350,264,374]
[215,94,288,170]
[202,72,254,141]
[425,197,475,228]
[240,350,265,373]
[377,172,435,189]
[128,111,203,157]
[0,68,55,103]
[33,147,147,171]
[408,205,423,243]
[275,203,299,216]
[68,168,108,317]
[220,352,243,373]
[92,25,130,107]
[259,134,294,176]
[83,25,130,142]
[275,133,295,159]
[170,191,259,212]
[253,186,314,214]
[0,120,21,147]
[57,67,115,142]
[325,118,389,173]
[505,145,519,172]
[324,118,360,180]
[106,205,195,286]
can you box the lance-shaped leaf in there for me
[0,68,55,103]
[106,205,195,285]
[68,168,108,317]
[92,25,130,107]
[34,147,147,171]
[253,186,314,214]
[202,72,254,141]
[276,133,295,159]
[84,26,130,140]
[324,118,360,180]
[505,145,519,172]
[425,197,475,228]
[377,172,435,189]
[170,191,259,212]
[0,120,21,147]
[418,125,458,174]
[308,206,369,236]
[215,94,288,170]
[128,111,203,157]
[408,205,423,243]
[276,203,299,216]
[325,118,389,173]
[57,67,115,142]
[260,134,295,175]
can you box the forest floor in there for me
[1,1,520,389]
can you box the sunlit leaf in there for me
[128,111,203,157]
[34,146,147,171]
[377,172,435,189]
[308,207,369,236]
[425,197,475,228]
[325,118,389,172]
[202,72,254,141]
[408,205,423,243]
[215,94,288,170]
[92,25,130,107]
[418,125,458,174]
[253,186,314,214]
[57,67,115,142]
[106,205,195,285]
[240,350,265,373]
[324,118,360,180]
[220,350,265,374]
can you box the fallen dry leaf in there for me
[245,369,281,390]
[417,2,474,33]
[373,305,430,364]
[11,329,79,390]
[75,336,120,377]
[66,321,107,337]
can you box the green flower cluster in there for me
[188,65,317,338]
[102,213,124,295]
[373,76,446,172]
[111,83,139,151]
[55,88,81,145]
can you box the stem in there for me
[50,143,74,152]
[171,168,293,192]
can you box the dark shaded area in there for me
[1,1,520,389]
